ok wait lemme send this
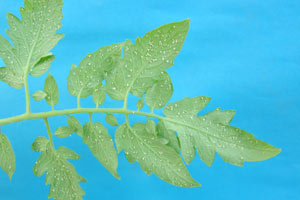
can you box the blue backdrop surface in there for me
[0,0,299,199]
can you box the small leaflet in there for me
[0,132,16,180]
[136,98,144,111]
[156,121,180,153]
[32,90,47,102]
[67,116,83,137]
[105,114,118,126]
[145,119,156,136]
[44,73,59,107]
[30,55,55,77]
[56,146,80,160]
[93,84,106,107]
[31,136,49,152]
[54,126,75,138]
[145,72,173,110]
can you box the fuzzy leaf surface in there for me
[0,0,63,88]
[115,123,200,188]
[83,122,119,179]
[0,133,15,180]
[163,97,281,166]
[106,19,190,100]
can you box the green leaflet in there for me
[145,72,173,110]
[0,132,15,180]
[55,126,75,138]
[67,116,83,137]
[57,146,81,160]
[83,122,120,179]
[145,119,156,136]
[156,121,180,153]
[30,55,55,77]
[163,97,281,166]
[31,136,49,152]
[105,114,118,126]
[33,142,87,200]
[0,0,63,88]
[105,19,190,100]
[31,90,47,101]
[44,73,59,107]
[115,123,200,188]
[136,98,144,111]
[93,84,106,107]
[67,43,123,98]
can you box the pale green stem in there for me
[77,96,81,108]
[43,118,54,148]
[24,76,31,113]
[0,108,164,126]
[89,113,93,122]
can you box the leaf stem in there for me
[89,113,93,122]
[24,76,31,113]
[77,96,81,109]
[43,118,54,148]
[0,108,164,126]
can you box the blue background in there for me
[0,0,299,199]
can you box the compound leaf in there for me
[0,132,15,180]
[33,142,86,200]
[163,97,281,166]
[32,90,47,102]
[115,123,200,188]
[67,43,123,98]
[44,73,59,107]
[145,71,173,110]
[83,122,120,179]
[105,19,190,100]
[0,0,63,88]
